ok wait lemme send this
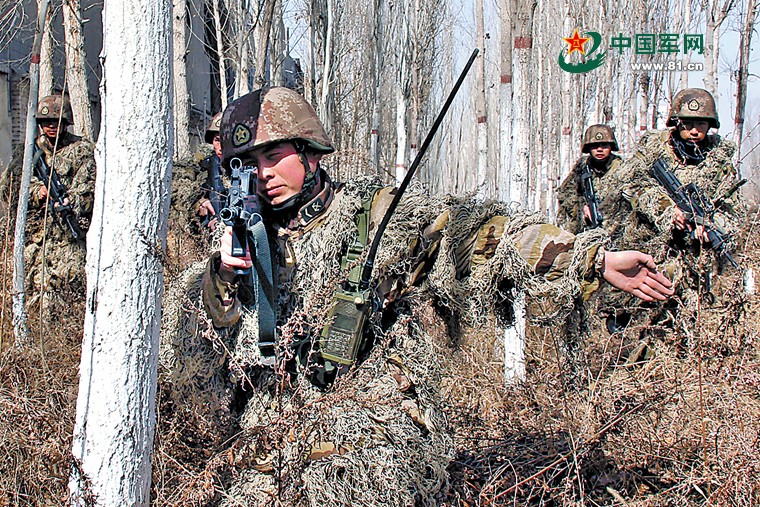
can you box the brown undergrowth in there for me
[1,194,759,505]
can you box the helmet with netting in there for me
[581,124,619,153]
[204,112,223,143]
[36,94,73,126]
[666,88,719,129]
[220,87,333,168]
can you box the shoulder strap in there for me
[342,188,380,288]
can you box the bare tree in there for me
[12,0,50,346]
[62,0,93,139]
[474,0,488,198]
[702,0,735,97]
[498,0,513,202]
[173,0,192,159]
[69,0,172,503]
[39,1,54,96]
[734,0,758,164]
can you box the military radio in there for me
[318,48,480,370]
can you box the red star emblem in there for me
[563,29,590,55]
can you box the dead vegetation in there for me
[1,198,759,505]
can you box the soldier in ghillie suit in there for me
[556,124,623,234]
[0,94,95,306]
[600,88,745,338]
[195,111,226,232]
[159,87,673,506]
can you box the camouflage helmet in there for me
[666,88,719,129]
[204,111,223,143]
[220,87,334,168]
[581,124,619,153]
[35,94,73,125]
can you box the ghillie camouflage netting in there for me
[1,155,758,505]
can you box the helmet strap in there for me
[269,140,322,213]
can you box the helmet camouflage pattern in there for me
[581,124,619,153]
[205,112,223,143]
[220,87,334,167]
[666,88,719,129]
[36,94,73,125]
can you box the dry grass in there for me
[1,198,759,505]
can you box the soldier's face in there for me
[212,135,223,159]
[39,120,60,139]
[252,142,321,206]
[588,143,611,160]
[678,120,709,142]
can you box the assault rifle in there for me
[204,155,226,226]
[32,146,83,241]
[579,160,603,229]
[219,159,276,360]
[651,157,739,269]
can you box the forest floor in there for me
[1,201,759,506]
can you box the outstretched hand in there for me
[602,250,674,302]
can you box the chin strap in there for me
[269,140,321,213]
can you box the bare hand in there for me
[673,208,708,241]
[38,185,48,200]
[198,199,218,231]
[219,226,251,281]
[602,250,675,302]
[582,204,592,223]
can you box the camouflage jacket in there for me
[28,132,96,244]
[620,130,741,231]
[197,172,608,372]
[556,154,623,234]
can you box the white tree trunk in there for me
[395,83,408,186]
[62,0,94,140]
[503,292,526,383]
[69,0,172,503]
[734,0,758,163]
[212,0,229,108]
[319,0,334,131]
[172,0,191,159]
[475,0,488,198]
[497,0,513,202]
[510,0,536,206]
[13,0,50,346]
[370,0,383,173]
[680,0,692,89]
[39,3,54,96]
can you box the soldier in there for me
[603,88,745,334]
[24,94,95,304]
[556,124,622,234]
[160,87,673,505]
[196,111,225,231]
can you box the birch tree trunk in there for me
[370,0,383,173]
[62,0,94,140]
[212,0,229,108]
[395,82,408,186]
[172,0,191,159]
[39,3,54,96]
[475,0,488,198]
[69,0,172,503]
[734,0,757,164]
[680,0,692,89]
[253,0,276,89]
[13,0,50,346]
[510,0,536,205]
[703,0,734,97]
[498,0,513,202]
[319,0,334,131]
